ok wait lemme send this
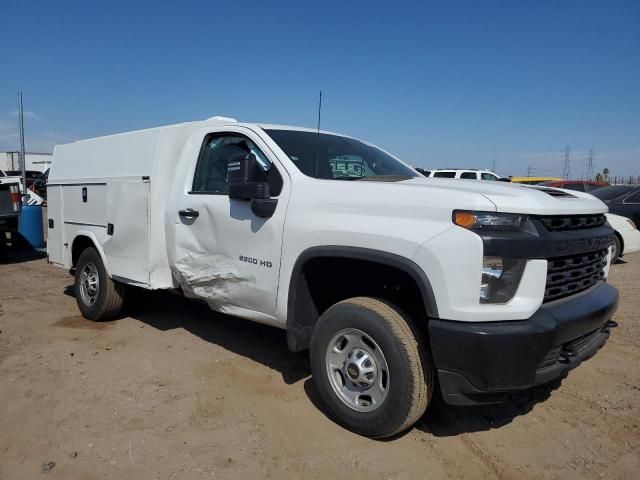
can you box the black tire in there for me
[310,297,432,438]
[74,247,126,320]
[611,235,621,264]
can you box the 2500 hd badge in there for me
[239,255,272,268]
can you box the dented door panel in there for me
[170,128,290,322]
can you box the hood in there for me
[393,177,609,215]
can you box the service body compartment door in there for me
[169,128,289,323]
[60,183,108,266]
[62,184,107,226]
[103,179,150,286]
[46,185,64,265]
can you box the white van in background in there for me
[417,168,501,181]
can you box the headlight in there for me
[480,256,526,304]
[453,211,528,231]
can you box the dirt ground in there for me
[0,252,638,480]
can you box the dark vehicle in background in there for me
[539,180,609,192]
[592,185,640,225]
[32,168,49,199]
[5,170,44,190]
[6,169,49,199]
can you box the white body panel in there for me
[48,119,611,328]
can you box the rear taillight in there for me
[9,185,21,212]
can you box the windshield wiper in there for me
[334,175,414,182]
[356,175,414,182]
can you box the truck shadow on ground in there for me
[302,375,564,438]
[63,284,566,437]
[0,248,46,265]
[63,285,310,385]
[415,377,564,437]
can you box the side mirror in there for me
[227,153,269,200]
[227,153,278,218]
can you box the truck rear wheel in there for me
[74,247,126,320]
[310,297,432,438]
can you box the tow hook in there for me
[602,320,618,333]
[559,346,576,364]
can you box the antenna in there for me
[317,90,322,134]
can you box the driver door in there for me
[170,129,289,324]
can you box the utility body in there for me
[48,117,619,437]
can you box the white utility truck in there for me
[48,117,619,438]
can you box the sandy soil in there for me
[0,251,638,480]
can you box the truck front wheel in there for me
[310,297,432,438]
[74,247,126,320]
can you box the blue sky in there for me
[1,0,638,178]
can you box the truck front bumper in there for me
[429,281,618,406]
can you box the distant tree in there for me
[603,168,610,181]
[595,172,604,183]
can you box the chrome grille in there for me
[544,249,608,302]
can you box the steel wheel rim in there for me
[79,262,99,306]
[325,328,390,412]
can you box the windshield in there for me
[591,186,632,201]
[265,129,418,180]
[481,172,499,181]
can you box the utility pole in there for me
[562,146,571,180]
[526,164,534,177]
[18,91,27,202]
[492,158,496,172]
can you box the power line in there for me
[562,146,571,180]
[586,149,594,180]
[526,164,536,177]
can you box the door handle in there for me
[178,208,199,219]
